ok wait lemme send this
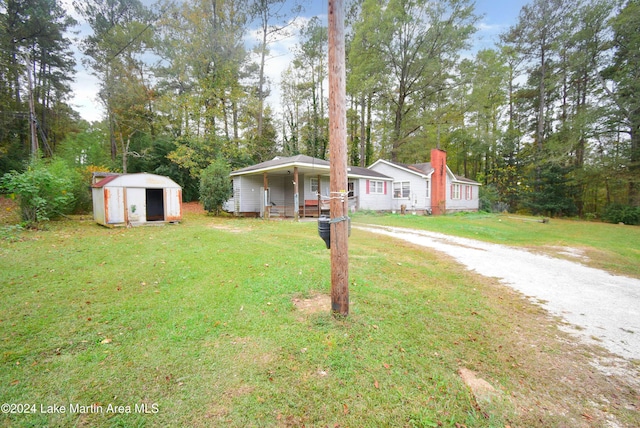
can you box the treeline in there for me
[1,0,638,221]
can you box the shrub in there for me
[602,204,640,225]
[1,158,76,225]
[199,159,232,215]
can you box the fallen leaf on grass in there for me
[374,379,379,389]
[343,403,349,414]
[100,338,112,344]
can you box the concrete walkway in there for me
[357,224,640,361]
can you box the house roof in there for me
[231,155,392,180]
[369,159,480,185]
[453,175,480,185]
[369,159,433,179]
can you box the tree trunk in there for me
[359,92,366,167]
[629,110,640,207]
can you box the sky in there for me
[68,0,531,123]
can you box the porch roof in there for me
[230,155,391,180]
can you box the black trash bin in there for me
[318,215,351,249]
[318,215,331,249]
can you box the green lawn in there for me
[1,210,638,427]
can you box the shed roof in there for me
[92,173,181,189]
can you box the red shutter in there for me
[366,180,370,194]
[384,181,387,195]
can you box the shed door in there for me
[165,188,182,221]
[126,188,146,222]
[105,187,125,224]
[146,188,165,221]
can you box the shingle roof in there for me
[231,155,329,175]
[373,159,480,185]
[231,155,391,180]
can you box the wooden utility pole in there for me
[328,0,349,316]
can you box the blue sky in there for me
[69,0,531,122]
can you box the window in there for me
[425,180,430,199]
[452,183,461,200]
[465,185,473,200]
[310,178,319,194]
[393,181,410,199]
[368,180,385,194]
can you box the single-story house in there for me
[227,149,480,218]
[368,149,481,214]
[226,154,393,218]
[92,172,182,227]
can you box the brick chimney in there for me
[430,148,447,215]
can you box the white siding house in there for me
[369,149,480,214]
[367,160,432,213]
[227,155,392,218]
[226,150,479,217]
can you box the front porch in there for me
[228,155,388,219]
[266,196,360,219]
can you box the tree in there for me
[350,0,478,162]
[1,157,76,225]
[605,0,640,207]
[199,159,232,214]
[502,0,571,152]
[154,0,250,157]
[0,0,77,169]
[74,0,153,161]
[249,0,302,140]
[293,17,329,158]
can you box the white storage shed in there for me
[92,173,182,227]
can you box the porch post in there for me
[317,174,321,216]
[263,172,269,219]
[293,167,299,221]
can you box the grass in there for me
[1,207,639,427]
[351,211,640,278]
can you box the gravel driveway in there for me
[357,224,640,361]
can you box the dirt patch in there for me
[292,294,330,317]
[459,367,499,402]
[0,195,20,225]
[541,245,590,262]
[182,201,205,214]
[209,224,250,233]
